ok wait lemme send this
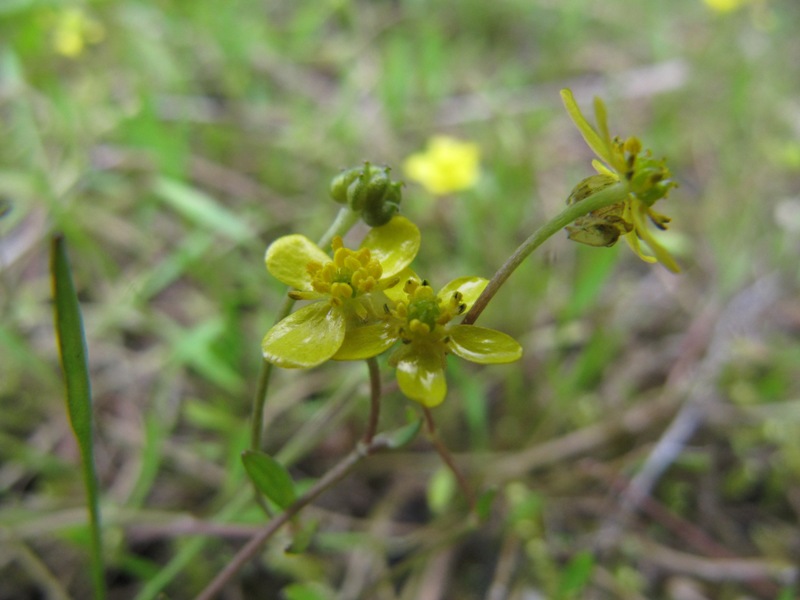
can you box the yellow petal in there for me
[560,89,616,168]
[437,276,488,312]
[262,302,345,368]
[403,136,480,195]
[333,320,398,361]
[383,267,419,303]
[630,205,680,272]
[627,202,680,272]
[447,325,522,364]
[265,234,330,289]
[361,216,420,279]
[393,344,447,407]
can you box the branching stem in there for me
[195,436,390,600]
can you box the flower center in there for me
[395,279,467,342]
[306,236,384,306]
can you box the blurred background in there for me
[2,0,799,598]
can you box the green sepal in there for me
[242,450,297,509]
[334,162,404,226]
[329,167,361,204]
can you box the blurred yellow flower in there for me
[403,136,480,195]
[703,0,744,11]
[52,8,106,58]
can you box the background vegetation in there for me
[2,0,799,598]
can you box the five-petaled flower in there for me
[561,89,680,273]
[403,136,481,195]
[262,216,420,368]
[385,277,522,407]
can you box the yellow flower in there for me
[561,89,680,273]
[403,136,480,195]
[703,0,745,12]
[262,216,420,368]
[386,277,522,407]
[51,8,105,58]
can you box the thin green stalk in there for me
[423,407,476,513]
[362,357,382,444]
[249,207,360,452]
[462,182,629,325]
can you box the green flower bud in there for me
[628,154,676,206]
[566,173,617,205]
[329,162,404,227]
[329,167,362,204]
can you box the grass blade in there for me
[50,235,106,599]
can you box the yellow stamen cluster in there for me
[306,236,383,306]
[391,279,467,343]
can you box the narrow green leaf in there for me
[241,450,297,509]
[475,487,497,523]
[50,235,105,600]
[286,518,318,555]
[555,550,595,600]
[377,418,422,450]
[282,582,333,600]
[153,176,253,242]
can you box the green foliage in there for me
[3,0,800,598]
[50,236,105,599]
[242,450,297,510]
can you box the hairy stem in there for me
[462,181,629,325]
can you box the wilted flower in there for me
[561,89,680,273]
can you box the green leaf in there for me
[282,582,333,600]
[427,466,456,515]
[241,450,297,509]
[50,235,106,599]
[475,487,497,522]
[377,418,422,450]
[286,518,318,555]
[153,176,254,243]
[555,551,595,600]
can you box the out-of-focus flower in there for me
[561,89,680,273]
[703,0,745,12]
[403,136,480,195]
[52,8,106,58]
[262,216,420,368]
[385,277,522,407]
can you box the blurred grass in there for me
[2,0,800,598]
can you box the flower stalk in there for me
[462,181,630,325]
